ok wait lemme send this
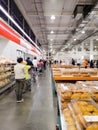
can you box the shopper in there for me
[26,57,33,82]
[26,57,33,66]
[38,59,44,73]
[22,61,31,92]
[90,60,94,68]
[49,60,51,67]
[77,58,81,66]
[43,60,47,70]
[96,60,98,68]
[72,58,75,65]
[32,57,38,71]
[14,57,26,103]
[83,59,88,68]
[60,60,62,64]
[32,57,38,82]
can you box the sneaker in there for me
[17,99,24,103]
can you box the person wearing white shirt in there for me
[32,57,38,71]
[14,57,26,103]
[77,58,81,66]
[32,57,38,82]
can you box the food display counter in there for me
[56,82,98,130]
[52,67,98,81]
[54,76,98,81]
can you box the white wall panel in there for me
[0,37,39,61]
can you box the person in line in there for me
[22,61,31,92]
[38,59,44,73]
[72,58,75,65]
[14,57,26,103]
[77,58,81,66]
[83,59,88,68]
[26,57,33,82]
[54,60,56,64]
[90,60,94,68]
[32,57,38,82]
[43,60,47,70]
[26,57,33,66]
[96,60,98,68]
[60,60,62,64]
[32,57,38,71]
[49,60,51,67]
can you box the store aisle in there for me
[0,68,56,130]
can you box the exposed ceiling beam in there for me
[31,2,42,4]
[26,11,43,15]
[27,11,73,16]
[77,2,95,5]
[32,24,76,28]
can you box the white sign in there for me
[84,116,98,122]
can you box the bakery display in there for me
[52,66,98,81]
[0,57,16,89]
[71,100,98,129]
[57,83,91,101]
[63,108,78,130]
[56,81,98,130]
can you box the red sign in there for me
[0,20,42,56]
[0,20,20,44]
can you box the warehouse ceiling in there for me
[14,0,98,55]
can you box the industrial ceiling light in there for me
[50,31,54,34]
[76,28,79,31]
[74,38,76,41]
[79,23,85,27]
[96,39,98,41]
[50,39,53,41]
[81,31,85,34]
[51,15,55,20]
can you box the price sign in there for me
[84,116,98,122]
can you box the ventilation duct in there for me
[73,0,98,18]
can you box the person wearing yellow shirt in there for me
[22,61,31,92]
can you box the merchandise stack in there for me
[57,81,98,130]
[0,56,16,93]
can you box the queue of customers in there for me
[14,57,47,103]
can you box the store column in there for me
[90,38,94,61]
[81,42,84,60]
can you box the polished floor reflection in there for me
[0,68,56,130]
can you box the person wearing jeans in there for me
[15,79,25,101]
[14,57,26,103]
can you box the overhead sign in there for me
[0,20,42,56]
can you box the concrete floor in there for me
[0,68,56,130]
